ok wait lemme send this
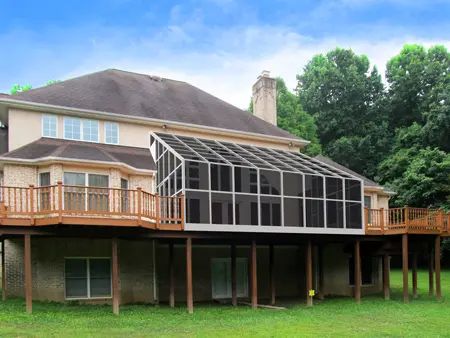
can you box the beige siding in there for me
[7,108,299,152]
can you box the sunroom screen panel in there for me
[151,132,364,231]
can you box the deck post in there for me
[1,238,6,301]
[169,242,175,308]
[186,237,193,314]
[412,252,418,299]
[269,244,275,306]
[231,244,237,307]
[306,240,313,306]
[24,234,32,314]
[383,253,390,300]
[354,240,361,304]
[112,238,120,315]
[402,234,409,303]
[250,240,258,309]
[435,235,442,300]
[57,181,63,223]
[429,242,434,297]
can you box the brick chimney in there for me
[252,70,277,125]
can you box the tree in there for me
[275,78,321,155]
[386,44,450,131]
[296,48,387,177]
[10,84,32,95]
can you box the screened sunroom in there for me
[150,132,364,234]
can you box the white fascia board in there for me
[185,224,365,235]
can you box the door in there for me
[88,174,109,212]
[211,258,248,299]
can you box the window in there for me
[65,258,111,299]
[211,164,231,192]
[39,172,51,211]
[64,117,82,140]
[305,175,323,198]
[349,256,375,285]
[64,118,99,142]
[82,120,99,142]
[105,122,119,144]
[42,115,57,137]
[63,172,109,211]
[364,196,372,209]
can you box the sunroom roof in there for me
[153,132,357,179]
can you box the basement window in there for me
[65,258,111,299]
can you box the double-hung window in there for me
[42,115,57,138]
[105,122,119,144]
[65,258,111,299]
[64,118,99,142]
[64,117,82,140]
[63,172,109,211]
[83,120,99,142]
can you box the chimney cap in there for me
[259,70,271,79]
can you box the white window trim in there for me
[104,122,120,145]
[64,257,112,300]
[63,117,100,143]
[42,114,58,138]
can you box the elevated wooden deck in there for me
[365,207,449,235]
[0,183,184,230]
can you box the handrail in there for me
[365,206,449,235]
[0,184,184,227]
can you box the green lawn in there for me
[1,270,450,337]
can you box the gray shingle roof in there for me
[5,69,299,140]
[0,138,155,171]
[314,155,382,188]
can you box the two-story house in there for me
[0,69,447,314]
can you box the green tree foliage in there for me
[10,84,32,95]
[275,78,321,155]
[296,48,388,177]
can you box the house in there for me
[0,69,447,314]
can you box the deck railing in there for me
[365,207,449,235]
[0,183,184,229]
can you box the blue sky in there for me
[1,0,450,107]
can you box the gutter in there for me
[0,98,309,148]
[0,156,156,175]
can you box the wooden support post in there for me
[402,234,409,303]
[306,240,313,306]
[250,240,258,309]
[429,242,434,297]
[269,244,275,306]
[112,238,120,315]
[412,252,418,299]
[435,235,442,300]
[383,253,390,300]
[1,238,6,301]
[231,244,237,307]
[29,185,35,225]
[57,181,63,223]
[354,240,361,304]
[186,238,193,314]
[24,234,32,314]
[169,242,175,308]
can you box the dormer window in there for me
[105,122,119,144]
[64,117,99,142]
[42,115,57,138]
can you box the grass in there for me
[1,270,450,337]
